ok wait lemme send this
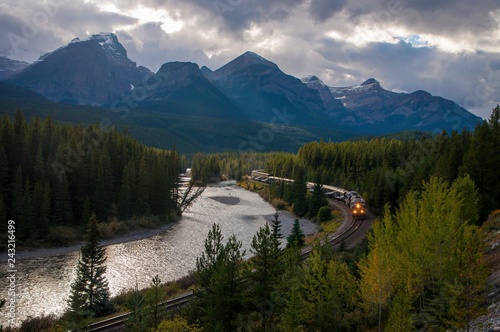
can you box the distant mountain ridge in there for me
[302,76,481,133]
[0,33,482,143]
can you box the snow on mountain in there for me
[303,75,481,132]
[7,33,152,105]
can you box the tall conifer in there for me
[68,214,113,320]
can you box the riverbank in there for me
[16,222,175,261]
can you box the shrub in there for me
[19,314,57,332]
[46,226,79,246]
[99,219,130,239]
[271,198,288,210]
[317,206,332,222]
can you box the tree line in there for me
[266,106,500,220]
[0,110,183,244]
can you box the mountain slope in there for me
[0,57,30,80]
[117,61,244,119]
[204,51,329,126]
[7,33,151,105]
[304,76,481,133]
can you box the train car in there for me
[351,202,366,219]
[251,170,271,180]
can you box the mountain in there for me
[203,51,329,126]
[116,61,243,119]
[6,33,152,105]
[0,57,30,80]
[303,76,481,133]
[301,75,346,115]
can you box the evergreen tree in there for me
[0,147,8,195]
[192,224,246,332]
[291,164,308,216]
[136,155,151,215]
[19,178,34,238]
[80,196,91,226]
[36,182,51,238]
[308,172,327,218]
[270,210,283,241]
[126,283,150,332]
[286,219,305,248]
[147,274,165,329]
[13,110,27,167]
[93,151,114,220]
[301,249,359,331]
[11,167,24,224]
[53,172,73,225]
[68,214,113,321]
[247,223,284,330]
[117,165,133,219]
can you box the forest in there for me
[0,110,184,246]
[2,106,499,331]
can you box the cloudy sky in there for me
[1,0,499,119]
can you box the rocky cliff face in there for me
[7,33,152,105]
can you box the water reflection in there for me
[0,182,317,326]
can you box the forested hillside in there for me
[0,111,183,245]
[266,105,500,219]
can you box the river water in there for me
[0,182,318,326]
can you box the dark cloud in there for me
[308,0,348,22]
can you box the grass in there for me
[305,208,343,245]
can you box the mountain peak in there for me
[302,75,321,83]
[87,32,118,42]
[242,51,265,59]
[234,51,277,67]
[361,78,380,86]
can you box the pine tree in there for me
[291,164,308,216]
[19,178,34,239]
[13,110,27,167]
[286,219,305,248]
[0,147,8,196]
[126,282,150,332]
[147,274,165,329]
[136,155,151,215]
[68,214,114,321]
[93,151,114,220]
[11,167,24,224]
[53,172,73,225]
[308,172,327,218]
[270,210,283,241]
[248,223,284,330]
[193,224,245,331]
[118,166,133,219]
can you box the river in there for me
[0,181,318,326]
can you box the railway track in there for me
[300,199,368,260]
[86,292,193,332]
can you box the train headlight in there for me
[361,210,364,213]
[353,210,357,214]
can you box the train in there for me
[250,170,367,219]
